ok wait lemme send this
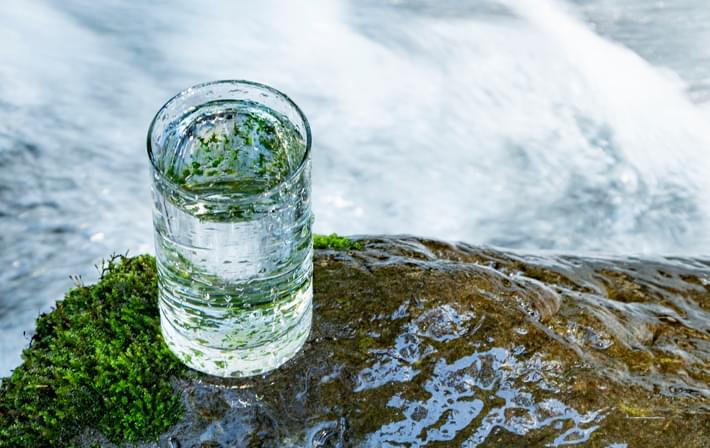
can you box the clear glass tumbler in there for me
[147,80,312,377]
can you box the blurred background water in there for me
[2,0,710,374]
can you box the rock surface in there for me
[11,236,710,446]
[140,236,710,447]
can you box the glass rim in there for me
[146,79,312,202]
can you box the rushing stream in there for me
[2,0,710,379]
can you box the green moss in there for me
[0,255,185,447]
[313,233,363,251]
[618,403,650,417]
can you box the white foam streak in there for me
[507,0,710,176]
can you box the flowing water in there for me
[106,237,707,447]
[2,0,710,375]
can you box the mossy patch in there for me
[0,255,185,447]
[313,233,363,251]
[618,403,651,417]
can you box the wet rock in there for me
[67,237,710,446]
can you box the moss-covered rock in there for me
[313,233,363,251]
[2,236,709,447]
[0,256,184,447]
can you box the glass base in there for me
[160,302,312,378]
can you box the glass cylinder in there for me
[147,80,312,377]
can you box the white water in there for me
[2,0,710,374]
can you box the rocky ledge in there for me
[1,236,709,447]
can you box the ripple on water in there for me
[412,304,476,342]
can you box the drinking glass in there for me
[147,80,312,377]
